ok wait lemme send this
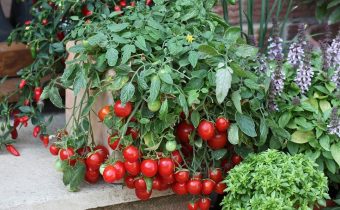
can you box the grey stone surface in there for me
[0,113,173,210]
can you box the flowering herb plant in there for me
[264,23,340,183]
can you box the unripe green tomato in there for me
[55,159,63,172]
[165,141,177,152]
[82,40,91,51]
[30,46,37,59]
[148,100,161,112]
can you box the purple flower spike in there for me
[270,62,285,96]
[327,33,340,68]
[268,18,284,61]
[288,24,306,68]
[328,107,340,138]
[295,44,314,94]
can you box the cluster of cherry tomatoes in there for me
[81,0,153,17]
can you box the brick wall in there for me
[214,1,339,45]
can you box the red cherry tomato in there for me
[39,134,49,147]
[187,201,199,210]
[108,134,121,150]
[134,177,147,191]
[11,128,18,139]
[85,168,100,184]
[221,159,234,173]
[186,179,202,195]
[215,182,227,194]
[192,172,203,180]
[42,19,48,25]
[86,152,104,170]
[198,197,211,210]
[158,158,174,177]
[208,132,227,150]
[59,147,75,161]
[152,176,162,190]
[126,127,139,140]
[76,146,90,156]
[215,117,230,132]
[98,105,111,121]
[202,179,216,195]
[176,121,194,144]
[49,144,60,156]
[19,79,26,89]
[6,144,20,156]
[113,161,126,180]
[160,173,175,185]
[174,170,190,184]
[231,154,242,165]
[172,182,188,195]
[171,150,183,166]
[135,189,152,201]
[114,100,132,118]
[119,0,126,7]
[209,168,223,183]
[94,145,109,160]
[56,31,65,41]
[130,1,136,6]
[34,87,43,102]
[103,165,117,183]
[81,5,93,16]
[123,145,139,162]
[198,120,215,141]
[146,0,153,6]
[141,159,158,178]
[114,5,122,11]
[124,161,140,176]
[124,175,135,189]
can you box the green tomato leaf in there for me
[179,94,189,118]
[120,83,135,104]
[107,23,129,32]
[121,44,136,64]
[48,87,63,108]
[235,45,258,58]
[159,99,168,120]
[190,110,200,128]
[135,35,148,51]
[106,48,119,67]
[231,90,242,113]
[188,51,199,68]
[148,75,161,103]
[290,130,314,144]
[198,45,219,56]
[212,149,228,160]
[216,65,232,104]
[235,113,257,137]
[228,124,239,145]
[144,177,153,193]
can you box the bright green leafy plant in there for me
[221,149,329,210]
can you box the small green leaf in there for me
[159,99,168,120]
[319,135,330,151]
[198,45,219,56]
[319,100,331,113]
[49,87,63,108]
[179,94,189,118]
[188,51,199,68]
[235,113,257,137]
[120,83,135,104]
[212,149,228,160]
[190,110,200,128]
[135,35,147,51]
[235,45,258,58]
[228,124,239,145]
[148,75,161,103]
[331,143,340,167]
[73,70,87,95]
[121,44,136,64]
[144,177,153,192]
[278,112,292,128]
[106,48,119,66]
[159,72,173,85]
[291,130,314,144]
[216,65,232,104]
[107,23,129,32]
[231,91,242,113]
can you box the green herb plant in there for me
[221,149,329,210]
